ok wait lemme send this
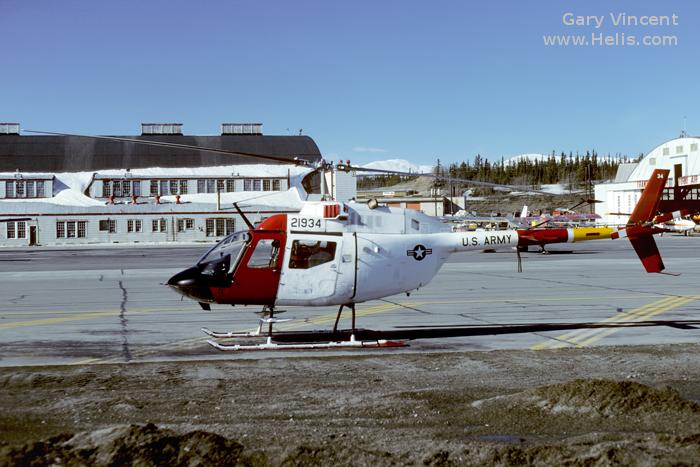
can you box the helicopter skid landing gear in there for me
[203,303,407,351]
[201,305,291,339]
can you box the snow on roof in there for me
[0,165,313,212]
[96,164,311,179]
[0,188,305,215]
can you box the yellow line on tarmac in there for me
[531,296,680,350]
[531,295,698,350]
[576,296,697,348]
[0,307,184,331]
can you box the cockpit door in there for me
[210,231,285,305]
[275,234,343,305]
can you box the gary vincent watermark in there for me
[544,12,679,47]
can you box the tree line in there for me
[358,151,638,190]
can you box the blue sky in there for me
[1,0,698,166]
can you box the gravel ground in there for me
[2,344,700,465]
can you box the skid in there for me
[207,338,407,351]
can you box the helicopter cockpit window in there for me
[197,231,250,266]
[289,240,337,269]
[247,239,281,269]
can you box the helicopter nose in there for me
[167,266,214,302]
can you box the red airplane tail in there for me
[612,169,670,273]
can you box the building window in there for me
[226,179,235,192]
[26,181,35,197]
[160,180,168,196]
[55,221,87,238]
[206,179,215,193]
[99,219,116,233]
[663,147,670,156]
[5,181,15,198]
[7,221,27,239]
[253,179,262,191]
[691,143,698,152]
[263,179,271,191]
[243,179,252,191]
[15,180,25,197]
[676,145,684,154]
[169,180,178,195]
[36,181,45,197]
[179,180,188,194]
[205,218,235,237]
[133,181,141,196]
[152,218,167,232]
[649,157,656,166]
[197,180,206,193]
[150,181,159,196]
[216,180,225,193]
[177,218,195,232]
[127,219,142,233]
[273,179,281,191]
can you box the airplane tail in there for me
[520,205,528,219]
[611,169,670,273]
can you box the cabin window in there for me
[289,240,337,269]
[247,239,281,268]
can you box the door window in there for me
[247,239,281,268]
[289,240,337,269]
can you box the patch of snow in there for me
[159,188,304,210]
[360,159,433,175]
[1,189,103,207]
[502,153,554,166]
[96,164,311,179]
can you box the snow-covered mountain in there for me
[360,159,433,175]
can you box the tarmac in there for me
[1,235,699,367]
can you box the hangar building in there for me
[0,122,337,246]
[595,134,700,225]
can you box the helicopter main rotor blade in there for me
[23,129,310,166]
[343,164,552,195]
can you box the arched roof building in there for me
[595,135,700,225]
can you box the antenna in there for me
[680,116,688,138]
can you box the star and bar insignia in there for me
[407,244,432,261]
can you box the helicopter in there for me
[167,168,676,350]
[23,130,680,350]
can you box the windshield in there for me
[197,230,250,266]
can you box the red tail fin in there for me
[620,169,671,273]
[628,234,665,273]
[628,169,669,225]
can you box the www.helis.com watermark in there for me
[544,12,679,47]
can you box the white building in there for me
[595,135,700,225]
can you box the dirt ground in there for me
[2,344,700,466]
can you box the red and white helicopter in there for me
[24,131,686,350]
[167,168,678,350]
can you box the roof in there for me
[0,134,322,172]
